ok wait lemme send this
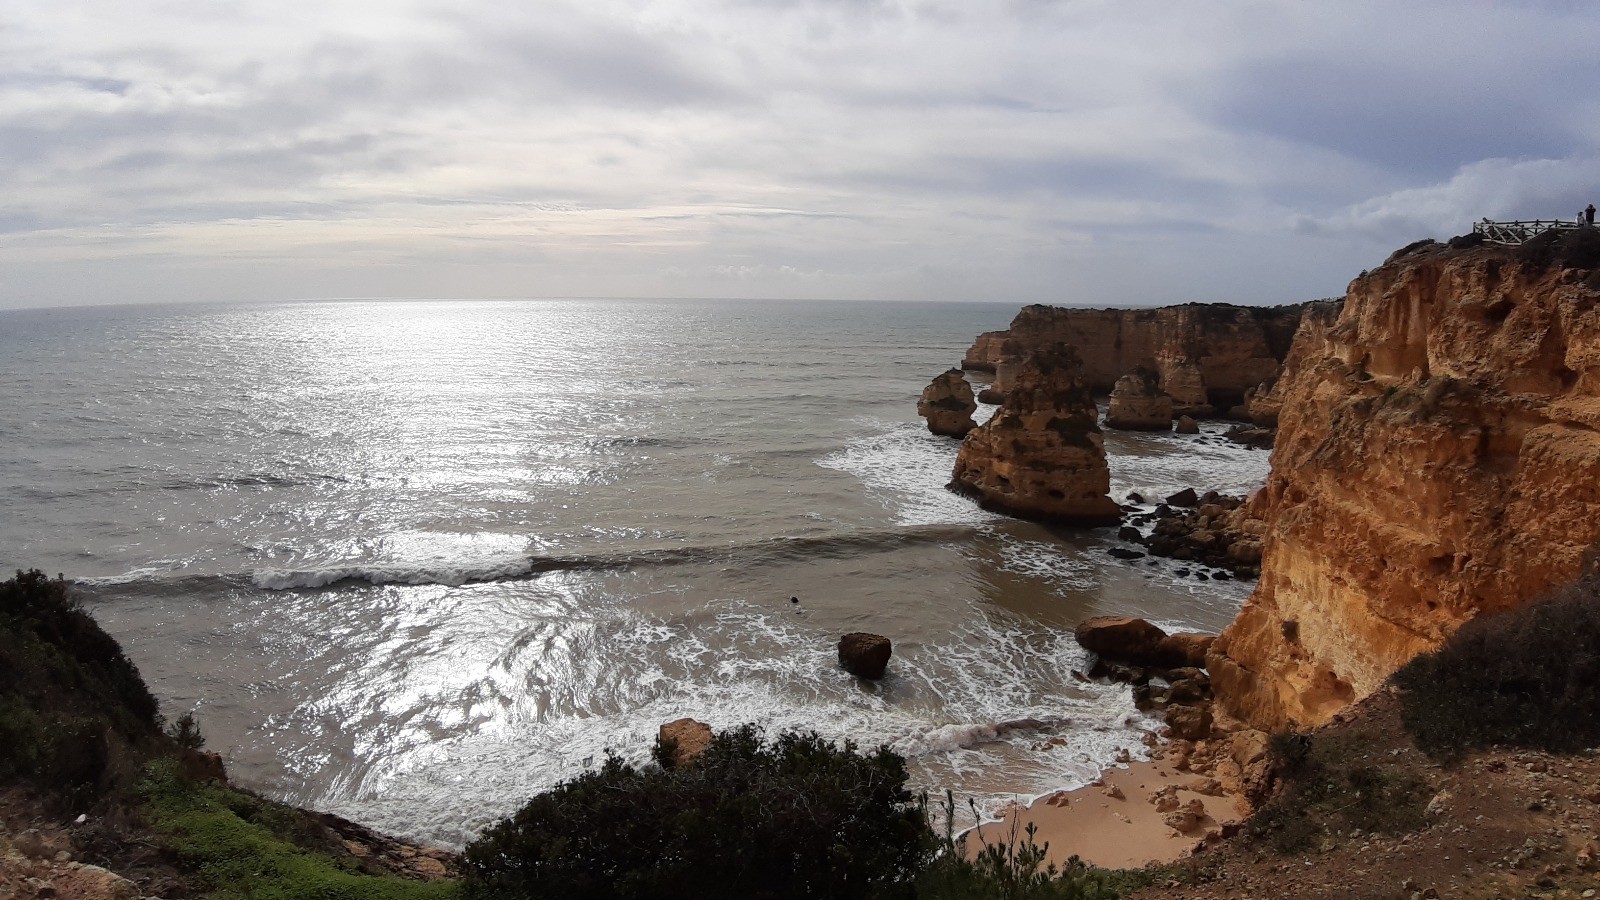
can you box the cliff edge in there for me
[963,302,1305,414]
[1209,230,1600,730]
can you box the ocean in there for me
[0,297,1270,846]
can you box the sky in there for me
[2,0,1598,310]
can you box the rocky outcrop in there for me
[838,633,893,679]
[962,331,1010,371]
[1175,415,1200,434]
[1105,368,1174,431]
[917,368,978,437]
[659,718,715,767]
[1074,616,1215,669]
[1129,492,1267,578]
[963,303,1306,411]
[1209,231,1600,731]
[1222,424,1274,450]
[949,345,1121,525]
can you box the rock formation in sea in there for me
[949,345,1121,525]
[1208,230,1600,731]
[963,302,1306,414]
[658,718,715,767]
[1105,367,1174,431]
[838,633,893,679]
[916,368,978,437]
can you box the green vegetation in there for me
[916,795,1137,900]
[0,569,459,899]
[463,726,928,899]
[1247,730,1430,854]
[462,725,1143,900]
[1394,571,1600,759]
[141,761,457,900]
[0,568,162,808]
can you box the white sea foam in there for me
[305,597,1153,848]
[816,420,998,527]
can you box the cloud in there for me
[1296,155,1600,245]
[2,0,1599,308]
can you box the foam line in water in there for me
[816,420,996,527]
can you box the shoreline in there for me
[963,753,1247,870]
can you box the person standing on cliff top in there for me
[1587,203,1596,225]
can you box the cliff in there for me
[949,345,1121,525]
[1208,230,1600,731]
[962,302,1306,413]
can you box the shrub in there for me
[1248,732,1429,853]
[1394,573,1600,759]
[0,569,159,730]
[0,569,162,805]
[462,726,931,900]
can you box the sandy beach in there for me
[966,757,1247,870]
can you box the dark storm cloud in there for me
[1213,57,1597,179]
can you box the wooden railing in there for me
[1472,219,1585,245]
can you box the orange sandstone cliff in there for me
[1209,231,1600,730]
[963,303,1305,414]
[950,345,1121,525]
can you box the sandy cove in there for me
[965,756,1248,871]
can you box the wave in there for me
[75,524,981,594]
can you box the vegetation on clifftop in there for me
[0,568,162,809]
[1394,567,1600,759]
[1,569,459,899]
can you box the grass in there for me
[141,760,458,900]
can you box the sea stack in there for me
[1105,367,1174,431]
[916,368,978,437]
[949,344,1121,525]
[838,633,893,679]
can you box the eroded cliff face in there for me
[1105,368,1173,431]
[963,303,1305,412]
[1210,232,1600,731]
[949,345,1121,525]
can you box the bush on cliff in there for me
[1394,571,1600,759]
[1248,730,1429,854]
[462,726,929,900]
[0,568,163,806]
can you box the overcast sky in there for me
[2,0,1598,310]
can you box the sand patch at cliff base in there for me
[965,759,1246,870]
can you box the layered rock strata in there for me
[1209,231,1600,731]
[949,345,1121,524]
[916,368,979,437]
[1105,368,1174,431]
[964,302,1306,412]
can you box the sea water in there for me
[0,298,1270,845]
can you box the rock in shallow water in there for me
[659,718,714,768]
[838,632,892,679]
